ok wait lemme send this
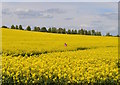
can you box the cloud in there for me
[2,8,54,19]
[64,17,73,20]
[2,8,12,15]
[100,12,118,20]
[2,2,118,35]
[90,18,117,35]
[2,8,66,19]
[14,9,43,17]
[41,13,53,18]
[45,8,66,14]
[2,0,120,2]
[92,21,102,23]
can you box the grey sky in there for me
[1,0,120,2]
[2,2,118,35]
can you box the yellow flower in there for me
[1,28,118,83]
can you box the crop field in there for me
[1,28,119,84]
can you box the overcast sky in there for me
[1,0,120,2]
[1,1,119,35]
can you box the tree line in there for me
[1,25,118,37]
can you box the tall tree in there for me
[19,25,23,30]
[16,25,18,29]
[106,32,111,36]
[72,29,75,34]
[62,28,66,34]
[92,29,95,35]
[78,29,81,34]
[98,32,101,36]
[11,25,15,29]
[84,30,87,35]
[48,27,52,33]
[96,31,101,36]
[26,26,31,31]
[40,27,47,32]
[74,29,77,34]
[67,29,71,34]
[81,29,84,35]
[51,27,57,33]
[57,28,63,33]
[87,30,91,35]
[34,26,40,31]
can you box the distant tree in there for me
[19,25,23,30]
[92,29,95,35]
[74,29,77,34]
[40,27,47,32]
[67,29,71,34]
[99,32,102,36]
[78,29,81,34]
[26,26,31,31]
[72,29,75,34]
[37,27,40,31]
[62,28,66,34]
[33,26,37,31]
[3,24,103,36]
[106,32,111,36]
[48,27,52,33]
[57,28,63,33]
[1,26,8,28]
[11,25,15,29]
[84,30,87,35]
[80,29,84,35]
[33,26,40,31]
[16,25,18,29]
[116,35,119,37]
[51,27,57,33]
[87,30,91,35]
[96,31,98,36]
[96,31,101,36]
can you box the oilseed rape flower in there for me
[1,28,119,84]
[2,47,119,84]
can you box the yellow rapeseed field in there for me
[1,28,119,84]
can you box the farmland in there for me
[1,28,119,84]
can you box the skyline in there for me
[1,0,120,2]
[1,2,118,35]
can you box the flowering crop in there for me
[1,28,119,84]
[2,28,117,56]
[2,47,119,84]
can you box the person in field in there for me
[64,43,67,47]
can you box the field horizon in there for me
[1,28,118,56]
[1,1,119,84]
[1,28,119,84]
